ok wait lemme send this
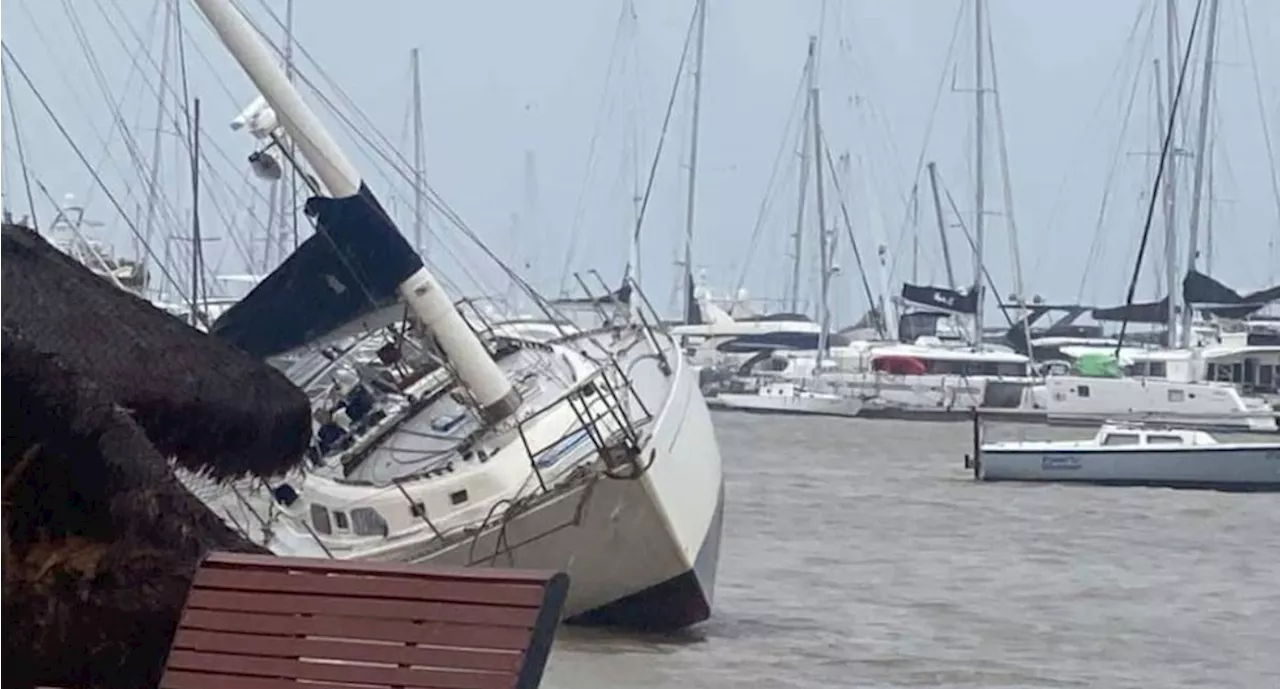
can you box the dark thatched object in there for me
[1,223,312,689]
[2,222,311,480]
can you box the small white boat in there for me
[712,381,863,418]
[968,423,1280,491]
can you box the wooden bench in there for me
[160,552,569,689]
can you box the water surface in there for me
[544,414,1280,689]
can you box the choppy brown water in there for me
[544,413,1280,689]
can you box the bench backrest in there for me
[160,552,569,689]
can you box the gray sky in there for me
[3,0,1278,323]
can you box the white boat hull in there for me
[404,333,724,628]
[976,445,1280,490]
[187,327,725,631]
[1043,376,1278,433]
[713,389,862,418]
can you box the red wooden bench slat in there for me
[162,670,359,689]
[192,567,547,607]
[180,609,533,651]
[165,649,513,689]
[185,589,539,628]
[162,553,568,689]
[203,552,553,585]
[173,629,523,673]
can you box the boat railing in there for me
[514,357,654,491]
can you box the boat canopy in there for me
[872,354,927,375]
[1072,352,1123,378]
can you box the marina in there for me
[4,0,1280,687]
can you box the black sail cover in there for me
[900,282,979,315]
[1091,271,1280,323]
[210,184,422,358]
[1091,296,1171,324]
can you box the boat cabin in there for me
[1091,425,1218,447]
[856,343,1034,378]
[1061,340,1280,396]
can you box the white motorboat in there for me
[967,422,1280,491]
[182,0,724,632]
[1041,375,1277,433]
[1042,339,1279,433]
[712,380,862,417]
[43,195,149,296]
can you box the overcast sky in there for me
[3,0,1278,323]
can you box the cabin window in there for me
[1168,389,1185,403]
[1076,385,1091,398]
[333,511,350,531]
[1260,365,1275,390]
[449,489,469,505]
[350,507,389,537]
[310,504,333,535]
[1125,361,1168,378]
[1101,432,1139,446]
[991,361,1029,377]
[1147,434,1184,445]
[931,360,1029,377]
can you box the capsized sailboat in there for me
[181,0,724,631]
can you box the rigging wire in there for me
[557,0,637,294]
[1238,0,1280,278]
[2,63,40,228]
[879,2,965,285]
[229,0,589,335]
[626,2,700,287]
[936,169,1015,329]
[820,135,880,335]
[729,54,811,299]
[1115,0,1207,356]
[1033,1,1154,282]
[2,42,191,306]
[35,0,220,297]
[59,0,181,240]
[243,0,512,300]
[60,0,236,295]
[15,0,141,215]
[1074,4,1158,302]
[93,0,270,270]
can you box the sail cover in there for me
[210,184,422,358]
[900,282,978,315]
[1091,296,1171,324]
[1091,271,1280,324]
[1073,352,1123,378]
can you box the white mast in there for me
[788,35,816,314]
[1163,0,1180,344]
[625,0,642,290]
[926,161,957,290]
[281,0,299,258]
[192,0,519,421]
[1182,0,1221,346]
[810,85,831,369]
[140,0,173,286]
[681,0,707,319]
[972,0,987,350]
[411,47,428,254]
